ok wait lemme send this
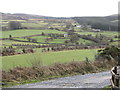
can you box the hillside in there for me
[1,12,71,20]
[73,14,119,31]
[1,12,119,31]
[1,12,56,20]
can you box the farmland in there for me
[1,29,119,70]
[1,12,120,88]
[76,31,118,37]
[1,17,119,71]
[2,29,65,38]
[2,49,98,70]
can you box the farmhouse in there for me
[91,29,101,32]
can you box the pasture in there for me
[21,22,48,27]
[2,29,66,38]
[2,49,98,70]
[78,38,94,44]
[1,28,119,71]
[2,40,40,46]
[77,31,118,37]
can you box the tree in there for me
[70,34,79,43]
[41,32,45,36]
[27,38,31,42]
[9,35,12,39]
[8,21,21,30]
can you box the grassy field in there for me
[77,31,118,37]
[2,40,40,45]
[48,39,68,44]
[2,49,98,70]
[21,22,48,27]
[2,29,66,38]
[31,36,49,43]
[78,38,94,44]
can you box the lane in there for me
[11,70,117,88]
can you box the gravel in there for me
[10,69,120,88]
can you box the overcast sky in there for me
[1,0,119,17]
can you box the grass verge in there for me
[2,60,117,88]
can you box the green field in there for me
[78,38,94,44]
[2,29,118,70]
[2,29,66,38]
[48,39,68,44]
[31,36,49,43]
[2,49,98,70]
[2,40,40,46]
[77,31,118,37]
[21,22,48,27]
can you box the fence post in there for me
[114,67,117,74]
[116,74,119,88]
[112,69,115,83]
[114,67,119,89]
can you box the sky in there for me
[1,0,119,17]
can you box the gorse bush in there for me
[96,46,120,65]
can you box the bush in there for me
[96,46,120,65]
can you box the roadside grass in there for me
[2,49,98,70]
[2,73,79,88]
[2,60,116,88]
[102,85,111,90]
[2,29,65,38]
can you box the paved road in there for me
[11,69,120,88]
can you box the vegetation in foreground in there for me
[2,60,116,87]
[2,46,120,87]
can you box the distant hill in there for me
[1,12,119,31]
[1,12,55,20]
[1,12,71,20]
[73,14,119,31]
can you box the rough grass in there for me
[2,49,98,70]
[2,60,116,83]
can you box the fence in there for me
[111,66,120,90]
